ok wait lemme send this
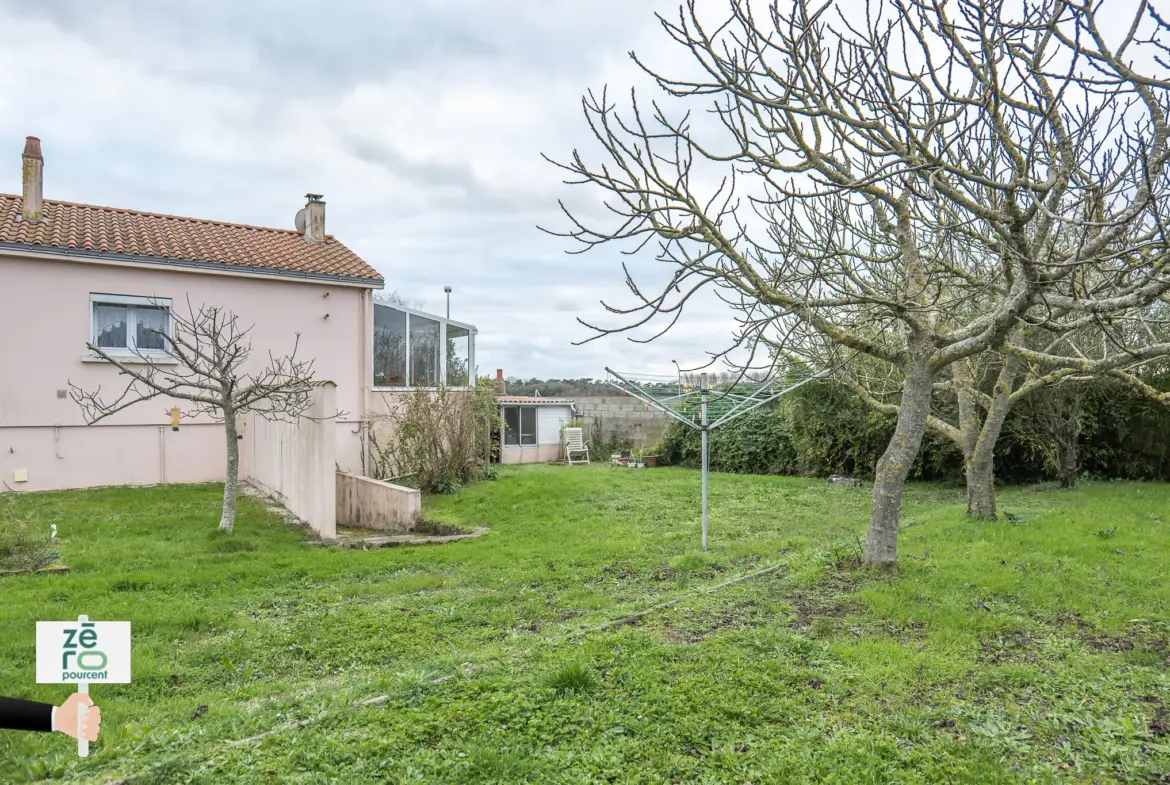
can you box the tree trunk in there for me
[952,361,980,460]
[965,457,997,518]
[1056,388,1086,488]
[1059,440,1079,488]
[952,359,996,516]
[219,412,239,533]
[964,359,1021,519]
[863,359,933,570]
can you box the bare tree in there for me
[1047,385,1089,488]
[545,0,1170,568]
[69,300,317,533]
[1008,378,1090,487]
[843,300,1170,517]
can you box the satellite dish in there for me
[294,208,307,233]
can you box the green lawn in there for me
[0,466,1167,783]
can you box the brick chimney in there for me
[303,193,325,243]
[495,368,506,395]
[22,136,43,222]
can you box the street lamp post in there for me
[444,285,452,319]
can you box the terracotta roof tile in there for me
[0,194,383,283]
[498,396,576,404]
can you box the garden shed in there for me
[498,396,576,464]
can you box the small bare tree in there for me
[69,299,317,533]
[546,0,1170,569]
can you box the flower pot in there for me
[643,456,659,468]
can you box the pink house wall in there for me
[0,252,374,492]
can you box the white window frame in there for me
[372,301,477,391]
[88,293,173,358]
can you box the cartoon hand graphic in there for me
[53,692,100,742]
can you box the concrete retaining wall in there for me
[574,396,673,449]
[336,471,421,533]
[241,382,337,540]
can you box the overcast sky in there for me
[0,0,743,380]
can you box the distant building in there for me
[496,378,576,464]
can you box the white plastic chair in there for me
[564,427,590,465]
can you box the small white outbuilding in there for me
[497,395,576,464]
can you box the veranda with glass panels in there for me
[372,301,476,390]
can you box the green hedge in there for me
[653,377,1170,483]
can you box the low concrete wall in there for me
[241,382,337,540]
[499,443,562,464]
[575,396,673,449]
[336,471,420,533]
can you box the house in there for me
[0,135,476,495]
[497,379,576,464]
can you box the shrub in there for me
[432,471,462,495]
[993,374,1170,484]
[367,378,500,494]
[0,521,59,573]
[655,372,1170,484]
[656,380,960,480]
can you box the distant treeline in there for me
[503,378,615,397]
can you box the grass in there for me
[544,662,600,696]
[0,466,1166,783]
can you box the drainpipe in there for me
[361,288,371,473]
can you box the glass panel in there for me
[373,305,408,387]
[520,407,537,446]
[134,306,169,351]
[503,406,520,446]
[446,324,470,387]
[409,314,441,387]
[93,304,128,349]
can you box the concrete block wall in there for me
[574,396,673,450]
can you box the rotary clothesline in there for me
[604,366,827,550]
[605,369,825,431]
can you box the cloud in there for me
[0,0,743,378]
